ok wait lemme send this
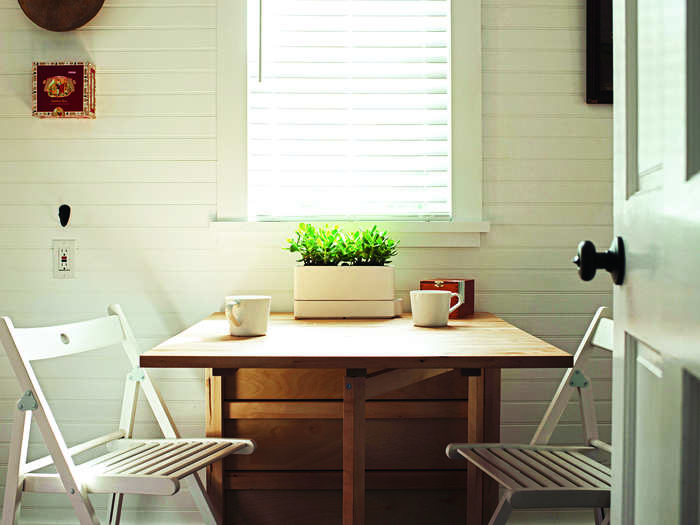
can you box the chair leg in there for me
[1,411,31,525]
[108,493,125,525]
[487,497,512,525]
[0,476,22,525]
[108,494,116,524]
[185,472,219,525]
[593,507,605,525]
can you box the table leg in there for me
[205,368,225,523]
[482,368,501,521]
[467,369,502,525]
[343,368,367,525]
[467,371,484,525]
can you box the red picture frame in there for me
[33,61,95,119]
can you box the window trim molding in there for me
[211,220,489,233]
[215,0,484,224]
[210,220,489,248]
[216,0,248,220]
[451,0,483,222]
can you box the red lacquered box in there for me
[420,279,475,318]
[33,61,95,119]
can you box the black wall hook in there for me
[58,204,71,227]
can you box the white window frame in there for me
[214,0,487,243]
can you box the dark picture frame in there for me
[586,0,613,104]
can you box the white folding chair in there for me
[447,306,613,525]
[0,304,255,525]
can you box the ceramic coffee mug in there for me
[225,295,271,336]
[410,290,463,327]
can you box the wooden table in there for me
[140,313,572,525]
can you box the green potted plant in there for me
[286,224,401,318]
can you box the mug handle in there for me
[225,300,242,327]
[448,292,463,314]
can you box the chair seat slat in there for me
[25,431,126,474]
[158,442,232,477]
[458,449,524,490]
[473,448,543,488]
[103,443,176,474]
[130,442,212,475]
[550,451,611,486]
[168,442,249,480]
[521,450,590,487]
[506,448,577,488]
[570,450,612,476]
[539,451,609,488]
[78,442,154,471]
[78,439,245,478]
[490,448,558,488]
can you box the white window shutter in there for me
[247,0,451,221]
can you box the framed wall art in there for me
[33,61,95,119]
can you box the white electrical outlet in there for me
[53,240,76,279]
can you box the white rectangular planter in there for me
[293,266,395,301]
[294,299,403,319]
[293,266,398,318]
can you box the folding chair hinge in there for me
[569,369,589,388]
[128,367,145,382]
[17,390,38,411]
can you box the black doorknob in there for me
[572,237,625,285]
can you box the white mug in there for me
[225,295,271,336]
[410,290,463,327]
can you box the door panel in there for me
[613,0,700,521]
[620,337,683,525]
[636,0,664,193]
[687,0,700,179]
[681,370,700,523]
[632,342,667,524]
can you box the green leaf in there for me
[283,223,399,266]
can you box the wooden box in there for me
[33,61,95,119]
[419,279,474,318]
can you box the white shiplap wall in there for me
[0,0,612,523]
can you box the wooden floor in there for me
[12,509,597,524]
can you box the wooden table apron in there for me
[140,313,572,525]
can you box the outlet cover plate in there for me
[52,239,76,279]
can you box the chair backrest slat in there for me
[14,316,125,361]
[590,317,613,352]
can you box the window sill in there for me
[209,220,490,248]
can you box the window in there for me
[246,0,450,221]
[216,0,483,226]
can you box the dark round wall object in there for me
[18,0,105,32]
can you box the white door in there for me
[610,0,700,523]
